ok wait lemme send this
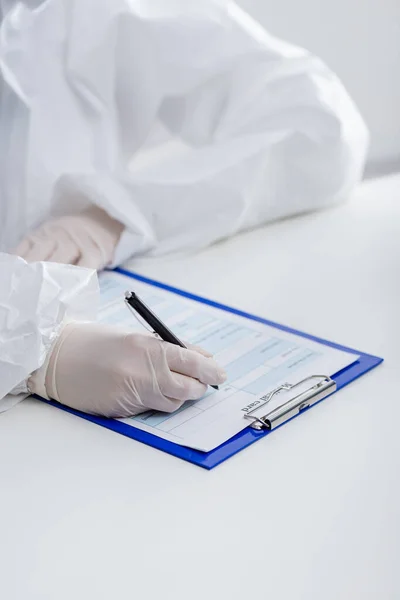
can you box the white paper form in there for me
[98,271,358,451]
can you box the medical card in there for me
[98,271,358,451]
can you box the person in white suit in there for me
[0,0,368,417]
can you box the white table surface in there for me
[1,174,399,600]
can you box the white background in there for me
[1,174,399,600]
[237,0,400,174]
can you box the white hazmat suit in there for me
[0,0,368,414]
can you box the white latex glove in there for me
[14,205,124,270]
[30,322,227,418]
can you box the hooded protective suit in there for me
[0,0,368,411]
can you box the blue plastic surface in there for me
[38,267,383,469]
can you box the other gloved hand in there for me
[14,205,124,270]
[30,323,226,418]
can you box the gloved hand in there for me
[30,322,226,418]
[14,205,124,270]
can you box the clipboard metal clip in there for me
[243,375,337,431]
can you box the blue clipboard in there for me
[39,267,383,469]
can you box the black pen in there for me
[124,291,219,390]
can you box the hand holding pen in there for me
[125,291,222,390]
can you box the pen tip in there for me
[125,291,132,299]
